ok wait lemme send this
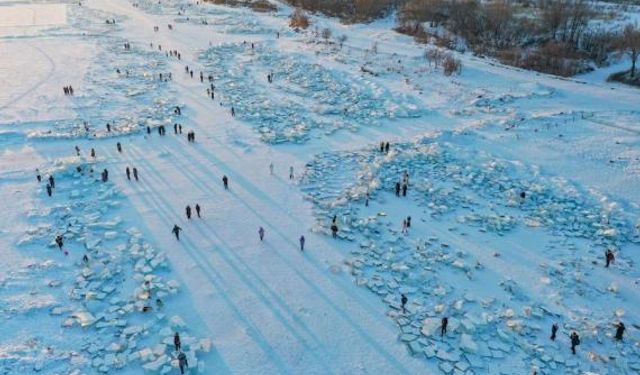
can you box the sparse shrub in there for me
[290,8,310,29]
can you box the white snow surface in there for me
[1,0,639,374]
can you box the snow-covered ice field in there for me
[1,0,639,374]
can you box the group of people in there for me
[185,204,202,219]
[394,170,410,197]
[174,332,189,374]
[125,166,139,181]
[63,85,75,95]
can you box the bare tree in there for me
[618,24,640,77]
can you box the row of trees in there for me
[286,1,638,80]
[396,0,640,77]
[284,0,399,22]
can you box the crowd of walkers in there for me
[62,85,74,95]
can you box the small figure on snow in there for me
[259,226,265,241]
[178,351,188,374]
[400,294,407,314]
[133,168,138,181]
[222,175,229,190]
[126,167,131,180]
[299,235,305,251]
[615,322,625,341]
[186,205,192,220]
[172,225,182,241]
[570,331,580,355]
[331,223,338,238]
[174,332,181,351]
[441,317,448,337]
[605,248,615,268]
[550,323,558,341]
[195,204,201,218]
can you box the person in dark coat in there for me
[186,205,192,220]
[117,142,122,153]
[174,332,181,351]
[36,169,42,182]
[570,331,580,354]
[133,168,138,181]
[222,175,228,189]
[178,351,188,374]
[406,216,411,228]
[49,175,55,189]
[400,294,407,313]
[402,183,408,196]
[195,204,201,218]
[550,323,558,341]
[90,148,96,158]
[615,322,625,341]
[55,235,63,250]
[259,226,265,241]
[441,317,448,337]
[605,249,615,267]
[126,167,131,180]
[231,106,235,117]
[299,235,305,251]
[172,225,182,240]
[395,182,400,197]
[331,223,338,238]
[46,184,52,197]
[385,142,390,154]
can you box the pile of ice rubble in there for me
[300,133,640,374]
[9,161,209,373]
[199,42,423,143]
[27,37,176,141]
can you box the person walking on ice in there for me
[331,223,338,238]
[133,168,138,181]
[195,204,201,218]
[174,332,181,351]
[178,351,188,374]
[259,226,265,241]
[441,317,448,337]
[289,166,294,179]
[550,323,558,341]
[126,167,131,180]
[185,205,192,220]
[117,142,122,153]
[55,235,64,250]
[172,225,182,241]
[400,294,407,313]
[299,235,305,251]
[615,322,625,341]
[222,175,228,190]
[570,331,580,355]
[605,248,615,267]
